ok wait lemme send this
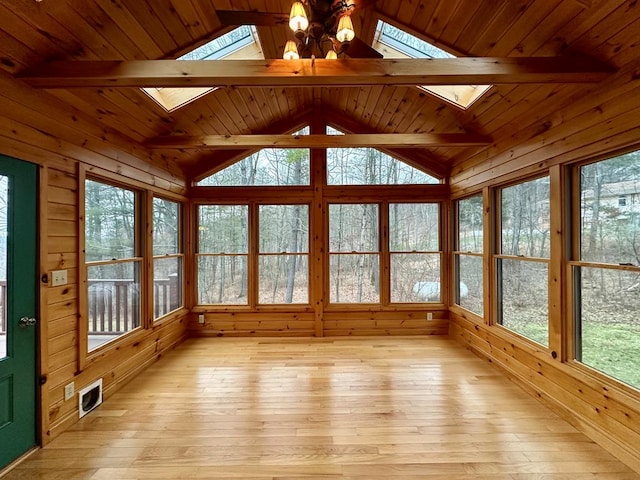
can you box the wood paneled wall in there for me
[190,310,449,337]
[448,59,640,472]
[0,70,189,444]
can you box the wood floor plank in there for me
[4,337,639,480]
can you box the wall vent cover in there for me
[78,378,103,418]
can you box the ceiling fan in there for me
[215,0,382,59]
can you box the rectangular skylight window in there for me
[143,26,264,113]
[179,26,255,61]
[373,21,491,110]
[378,22,454,60]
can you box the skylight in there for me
[143,26,264,112]
[373,21,491,110]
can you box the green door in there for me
[0,156,38,469]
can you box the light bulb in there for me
[336,15,355,43]
[289,2,309,33]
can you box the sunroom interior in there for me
[1,0,640,477]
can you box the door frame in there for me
[0,156,40,470]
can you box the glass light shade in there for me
[325,50,338,59]
[336,15,355,43]
[283,40,300,60]
[289,2,309,32]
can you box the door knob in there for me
[19,317,37,328]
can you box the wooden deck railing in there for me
[88,274,180,335]
[0,276,180,336]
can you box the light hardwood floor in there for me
[4,337,640,479]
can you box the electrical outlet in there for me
[426,312,433,321]
[52,269,68,287]
[198,314,205,324]
[64,382,75,401]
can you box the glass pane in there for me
[501,177,550,258]
[153,198,180,256]
[198,130,310,186]
[197,255,248,305]
[456,254,483,316]
[199,205,248,253]
[259,205,309,253]
[329,204,379,253]
[580,152,640,265]
[327,147,439,185]
[577,267,640,389]
[87,262,141,351]
[390,253,440,303]
[258,255,309,304]
[153,257,182,319]
[389,203,439,251]
[498,258,548,347]
[85,180,136,262]
[0,176,7,359]
[180,26,256,60]
[458,195,484,253]
[329,254,380,303]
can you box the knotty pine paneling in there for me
[189,310,449,337]
[0,69,189,445]
[191,312,316,337]
[450,314,640,473]
[323,310,449,336]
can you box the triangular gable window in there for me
[326,127,440,185]
[197,128,311,186]
[373,21,491,110]
[143,26,264,112]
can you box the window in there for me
[197,205,248,305]
[455,195,484,315]
[197,203,311,306]
[328,202,440,305]
[574,151,640,390]
[198,129,310,186]
[143,26,264,112]
[258,205,309,304]
[372,21,491,109]
[85,179,142,351]
[152,197,183,319]
[390,203,441,302]
[329,204,380,303]
[497,176,550,346]
[327,127,439,185]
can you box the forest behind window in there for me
[497,176,550,346]
[326,127,439,185]
[576,150,640,389]
[84,179,141,350]
[455,195,483,315]
[198,129,310,187]
[152,197,183,319]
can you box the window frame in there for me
[325,200,444,308]
[151,195,185,322]
[567,153,640,391]
[79,170,146,365]
[493,174,552,348]
[195,200,312,310]
[453,193,485,317]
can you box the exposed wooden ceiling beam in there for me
[18,57,614,89]
[147,133,492,149]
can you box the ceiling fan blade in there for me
[345,37,383,58]
[346,0,378,13]
[216,10,289,27]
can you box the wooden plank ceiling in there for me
[1,0,638,181]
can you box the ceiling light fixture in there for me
[283,0,356,59]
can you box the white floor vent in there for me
[78,378,103,418]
